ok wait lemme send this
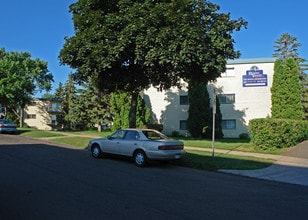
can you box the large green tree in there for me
[0,48,53,126]
[110,91,150,131]
[272,33,308,119]
[59,0,247,128]
[69,83,112,130]
[271,58,303,120]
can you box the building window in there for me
[51,115,57,125]
[50,102,61,112]
[26,114,36,119]
[179,120,187,130]
[218,94,235,104]
[180,95,189,105]
[222,119,236,129]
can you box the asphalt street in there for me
[1,134,308,220]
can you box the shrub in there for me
[239,133,250,140]
[249,118,308,150]
[171,130,181,137]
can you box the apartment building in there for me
[143,58,276,138]
[24,98,62,130]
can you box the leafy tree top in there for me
[0,48,53,107]
[273,33,302,61]
[59,0,247,93]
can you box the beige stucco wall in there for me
[143,85,189,136]
[213,59,274,137]
[143,58,275,138]
[24,100,52,130]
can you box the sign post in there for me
[212,88,216,160]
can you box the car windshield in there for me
[142,130,167,140]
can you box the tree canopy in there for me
[272,33,308,119]
[59,0,247,128]
[271,58,303,120]
[0,48,53,121]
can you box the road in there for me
[1,134,308,220]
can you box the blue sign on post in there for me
[242,66,268,87]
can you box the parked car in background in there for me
[88,128,186,167]
[0,119,17,134]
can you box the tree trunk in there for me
[129,91,138,128]
[19,108,24,128]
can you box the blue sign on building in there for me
[242,66,268,87]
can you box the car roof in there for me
[120,128,157,132]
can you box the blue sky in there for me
[1,0,307,96]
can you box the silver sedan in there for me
[88,128,186,167]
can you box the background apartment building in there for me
[24,98,62,130]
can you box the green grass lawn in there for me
[18,128,66,138]
[51,137,92,148]
[18,128,278,171]
[175,150,274,171]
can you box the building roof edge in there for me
[227,58,277,65]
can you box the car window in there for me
[124,130,139,140]
[110,130,126,139]
[142,130,166,140]
[0,120,12,124]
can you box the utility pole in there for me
[212,88,216,160]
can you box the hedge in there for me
[249,118,308,150]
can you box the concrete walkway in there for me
[216,141,308,186]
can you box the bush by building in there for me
[249,118,307,150]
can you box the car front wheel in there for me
[134,150,147,167]
[91,144,102,158]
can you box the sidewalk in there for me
[215,141,308,186]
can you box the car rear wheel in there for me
[91,144,102,158]
[134,150,147,167]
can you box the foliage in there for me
[53,82,66,127]
[51,76,111,130]
[187,83,223,138]
[271,58,303,119]
[64,74,77,129]
[59,0,247,128]
[302,73,308,120]
[273,33,302,60]
[110,92,150,131]
[74,85,110,129]
[171,130,181,137]
[239,133,250,140]
[213,94,224,138]
[272,33,308,119]
[0,48,53,125]
[187,82,211,137]
[249,118,307,150]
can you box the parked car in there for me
[88,128,186,167]
[0,119,17,134]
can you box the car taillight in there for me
[158,145,184,150]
